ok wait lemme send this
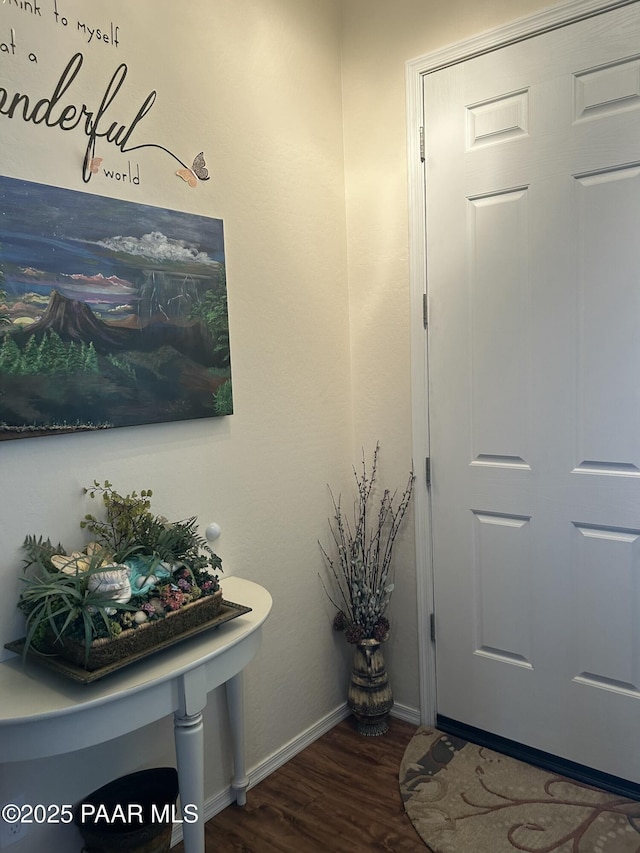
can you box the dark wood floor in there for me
[173,716,427,852]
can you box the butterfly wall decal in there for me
[176,152,210,188]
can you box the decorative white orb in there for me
[133,611,148,624]
[205,522,222,542]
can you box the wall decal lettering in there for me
[1,2,211,186]
[53,1,119,48]
[1,26,16,54]
[3,0,41,17]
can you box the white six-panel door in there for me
[425,2,640,780]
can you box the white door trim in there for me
[405,0,639,727]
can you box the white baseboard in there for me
[171,700,420,846]
[248,702,351,789]
[171,703,350,847]
[390,702,421,726]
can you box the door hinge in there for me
[425,456,431,488]
[419,126,425,162]
[423,292,428,329]
[430,612,436,643]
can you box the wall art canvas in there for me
[0,176,232,440]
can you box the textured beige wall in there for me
[340,0,568,711]
[0,0,572,847]
[0,1,352,849]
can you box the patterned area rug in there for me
[399,727,640,853]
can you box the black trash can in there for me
[74,767,179,853]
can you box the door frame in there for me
[405,0,638,726]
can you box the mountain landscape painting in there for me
[0,176,232,440]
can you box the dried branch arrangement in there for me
[320,444,414,643]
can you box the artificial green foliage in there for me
[22,534,67,567]
[80,481,155,562]
[18,549,136,664]
[17,483,223,664]
[80,481,222,573]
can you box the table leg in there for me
[225,672,249,805]
[174,709,205,853]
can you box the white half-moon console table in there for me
[0,576,272,853]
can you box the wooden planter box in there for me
[56,589,224,671]
[5,589,254,683]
